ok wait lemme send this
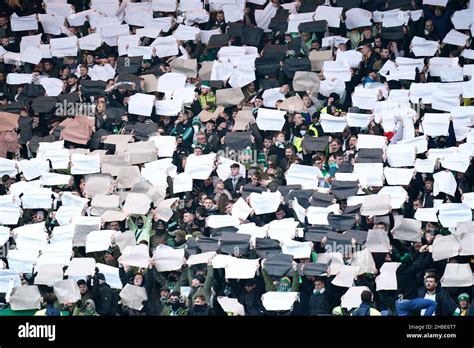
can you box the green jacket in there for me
[187,265,214,303]
[261,267,299,293]
[71,291,94,315]
[152,267,189,293]
[128,215,153,244]
[161,304,188,316]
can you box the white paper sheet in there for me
[339,286,370,309]
[157,72,186,94]
[375,262,400,291]
[53,279,81,304]
[249,191,282,215]
[172,24,200,40]
[85,230,114,253]
[281,240,311,259]
[414,208,439,222]
[65,257,96,276]
[331,265,360,288]
[119,283,147,310]
[322,60,352,82]
[0,203,20,230]
[55,206,83,226]
[353,163,384,187]
[392,216,422,242]
[409,82,439,104]
[306,206,331,225]
[19,46,42,65]
[231,198,253,221]
[356,134,387,149]
[350,249,376,275]
[256,108,286,131]
[346,113,372,128]
[321,36,349,48]
[71,154,101,175]
[7,249,37,274]
[149,135,176,157]
[432,234,460,261]
[6,73,33,85]
[19,158,50,181]
[365,229,390,253]
[62,193,89,209]
[217,296,245,315]
[90,0,119,16]
[37,147,70,169]
[225,257,259,279]
[386,144,416,168]
[67,9,97,26]
[398,135,428,154]
[285,164,322,190]
[50,36,78,57]
[200,29,221,44]
[336,50,362,69]
[314,6,343,28]
[153,244,185,272]
[0,158,18,177]
[443,29,469,47]
[10,13,38,32]
[429,57,459,77]
[320,114,348,133]
[383,167,414,186]
[128,93,155,117]
[237,223,267,245]
[184,153,216,180]
[34,242,72,268]
[170,172,192,194]
[21,188,54,209]
[440,153,471,173]
[440,263,472,287]
[40,172,72,187]
[261,291,299,311]
[377,186,407,210]
[152,0,177,12]
[421,113,451,136]
[423,0,447,6]
[411,36,439,57]
[438,203,471,228]
[254,2,277,32]
[414,158,436,173]
[154,198,178,222]
[345,8,372,30]
[186,251,217,266]
[267,218,298,242]
[433,170,457,196]
[34,263,64,286]
[119,244,150,268]
[287,12,314,33]
[207,215,241,229]
[96,263,122,289]
[150,36,179,57]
